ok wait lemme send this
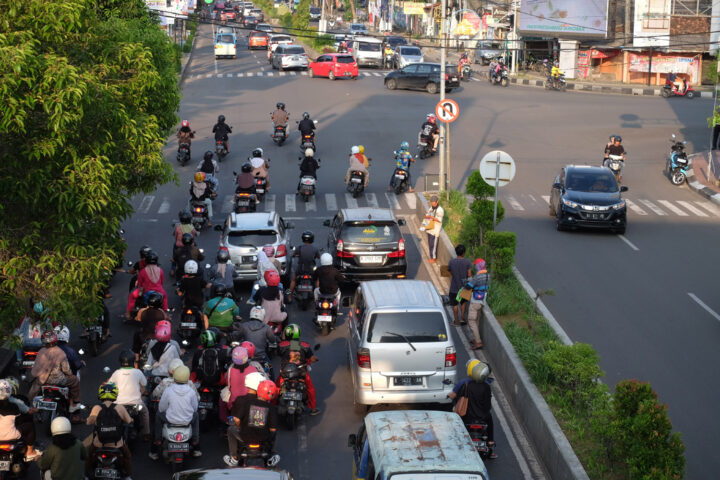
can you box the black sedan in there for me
[384,63,459,94]
[549,165,628,234]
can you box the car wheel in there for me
[386,79,397,90]
[445,88,453,93]
[426,82,438,94]
[308,68,314,78]
[328,70,336,81]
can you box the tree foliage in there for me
[0,0,179,331]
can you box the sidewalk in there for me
[687,151,720,206]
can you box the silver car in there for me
[350,23,368,36]
[393,45,423,69]
[272,44,309,71]
[218,212,295,281]
[475,40,504,65]
[345,280,457,406]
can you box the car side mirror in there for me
[397,218,406,226]
[341,296,352,308]
[440,295,451,306]
[347,434,357,448]
[323,219,331,227]
[214,225,224,231]
[620,186,629,192]
[553,182,562,189]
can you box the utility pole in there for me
[623,0,631,83]
[319,0,327,34]
[439,0,447,194]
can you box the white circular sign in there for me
[479,150,516,187]
[435,99,460,123]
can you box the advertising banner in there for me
[518,0,609,38]
[403,2,425,15]
[451,9,481,37]
[628,53,699,78]
[633,0,670,47]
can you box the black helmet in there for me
[281,363,303,380]
[213,283,228,297]
[147,291,164,309]
[301,230,314,243]
[217,249,230,263]
[218,114,225,123]
[181,232,194,246]
[145,251,159,265]
[241,163,253,173]
[204,150,213,161]
[614,135,622,143]
[252,148,262,158]
[302,112,309,120]
[276,102,285,110]
[139,245,152,259]
[179,210,192,224]
[119,349,135,367]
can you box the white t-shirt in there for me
[109,368,147,405]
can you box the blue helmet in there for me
[400,141,409,151]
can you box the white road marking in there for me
[362,72,371,76]
[372,72,382,77]
[304,195,317,212]
[676,200,708,217]
[657,200,688,216]
[290,72,297,76]
[617,234,639,251]
[279,72,286,76]
[301,71,308,76]
[138,196,155,214]
[638,199,666,215]
[345,193,358,209]
[205,73,213,78]
[157,197,171,214]
[285,194,296,212]
[472,77,481,82]
[325,193,337,212]
[404,192,416,210]
[688,293,720,323]
[385,192,400,210]
[507,195,525,211]
[527,194,537,203]
[221,195,234,213]
[365,192,379,208]
[217,73,224,78]
[695,200,720,216]
[625,199,647,215]
[264,194,275,212]
[256,60,261,64]
[237,73,244,77]
[541,195,550,204]
[266,72,273,76]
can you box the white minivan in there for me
[351,36,383,68]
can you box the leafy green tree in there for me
[0,0,178,332]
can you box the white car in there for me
[272,44,309,71]
[267,34,293,61]
[350,23,368,36]
[394,45,423,69]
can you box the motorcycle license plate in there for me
[358,255,383,264]
[393,376,423,386]
[283,391,303,401]
[168,442,190,453]
[180,322,198,329]
[237,199,250,206]
[35,400,57,410]
[0,461,10,471]
[351,178,362,183]
[297,284,312,292]
[317,314,333,323]
[89,326,103,333]
[94,468,120,479]
[199,401,213,409]
[22,360,34,367]
[256,188,264,194]
[395,174,405,180]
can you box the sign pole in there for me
[439,0,447,194]
[446,122,451,200]
[492,151,500,229]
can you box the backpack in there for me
[96,404,124,444]
[175,248,193,275]
[197,347,221,385]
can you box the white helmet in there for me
[168,358,185,376]
[304,148,314,157]
[51,417,72,436]
[249,305,266,322]
[320,252,333,266]
[184,259,198,274]
[244,371,265,391]
[351,146,360,154]
[54,326,70,343]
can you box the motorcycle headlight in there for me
[612,201,626,210]
[562,198,578,208]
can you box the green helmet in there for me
[98,382,119,401]
[200,329,217,348]
[284,323,301,340]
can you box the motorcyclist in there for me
[388,141,415,192]
[235,162,258,199]
[132,292,169,364]
[250,148,270,190]
[135,251,169,310]
[240,339,272,380]
[271,102,289,139]
[550,61,562,88]
[296,148,320,194]
[189,171,215,226]
[543,58,551,77]
[151,358,199,404]
[287,230,320,299]
[258,270,288,327]
[312,253,344,305]
[420,114,439,153]
[176,120,196,159]
[108,350,150,442]
[298,112,316,146]
[54,327,84,376]
[190,330,230,386]
[488,57,497,78]
[604,135,626,162]
[178,260,210,309]
[204,283,241,333]
[197,151,220,193]
[338,40,348,53]
[206,249,239,293]
[30,331,85,412]
[219,348,259,423]
[223,379,278,467]
[0,379,41,461]
[212,114,232,153]
[150,366,201,459]
[491,57,505,81]
[146,321,182,378]
[458,50,471,74]
[172,232,204,280]
[85,382,133,480]
[126,246,152,291]
[235,306,278,366]
[172,211,197,256]
[383,43,394,68]
[276,324,319,415]
[344,145,370,187]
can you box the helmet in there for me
[473,258,486,272]
[181,233,194,246]
[302,112,309,120]
[276,102,285,110]
[218,115,225,123]
[155,320,172,342]
[231,346,249,366]
[33,302,47,316]
[184,260,198,275]
[467,359,491,383]
[213,283,228,297]
[42,331,58,347]
[139,245,152,260]
[543,58,548,64]
[281,363,303,380]
[145,251,159,265]
[461,51,468,58]
[179,210,192,224]
[498,57,505,64]
[98,382,119,401]
[358,145,365,154]
[428,116,436,125]
[320,252,333,266]
[173,365,190,384]
[351,146,360,154]
[54,326,70,343]
[241,162,253,173]
[262,245,275,257]
[304,148,314,157]
[400,141,409,151]
[168,358,184,375]
[257,380,278,402]
[244,372,265,392]
[204,150,214,161]
[301,230,314,243]
[119,349,135,367]
[51,417,72,436]
[264,270,280,287]
[240,341,256,359]
[217,249,230,263]
[200,329,217,348]
[614,135,622,143]
[252,148,263,158]
[284,323,301,340]
[5,377,19,396]
[194,172,206,183]
[0,380,12,401]
[147,291,164,309]
[181,120,189,128]
[249,306,265,322]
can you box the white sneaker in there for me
[69,403,86,413]
[148,452,159,461]
[223,455,238,467]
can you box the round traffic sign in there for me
[435,99,459,123]
[479,150,516,187]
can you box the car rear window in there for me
[341,221,400,244]
[284,46,305,55]
[566,172,618,192]
[250,31,267,38]
[358,42,381,52]
[336,55,355,64]
[367,311,448,343]
[217,35,234,44]
[400,47,421,56]
[227,230,277,247]
[310,7,320,13]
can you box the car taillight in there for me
[388,238,405,258]
[357,348,371,369]
[275,244,287,257]
[445,346,457,367]
[336,239,354,258]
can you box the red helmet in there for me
[155,320,172,342]
[240,341,256,359]
[264,270,281,287]
[257,380,278,402]
[181,120,190,128]
[42,330,58,347]
[428,115,436,125]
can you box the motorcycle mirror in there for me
[103,366,111,375]
[214,225,224,231]
[313,344,321,351]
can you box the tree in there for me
[0,0,179,332]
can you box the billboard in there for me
[518,0,609,38]
[633,0,670,47]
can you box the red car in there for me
[308,53,359,80]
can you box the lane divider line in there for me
[617,234,639,251]
[688,293,720,323]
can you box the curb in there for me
[686,162,720,206]
[178,28,198,84]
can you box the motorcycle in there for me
[82,311,108,357]
[34,385,70,436]
[315,293,338,336]
[294,271,314,310]
[545,74,566,91]
[384,52,394,69]
[416,132,435,160]
[161,422,193,473]
[662,80,695,99]
[0,441,29,479]
[300,133,315,154]
[299,176,316,202]
[234,442,279,468]
[176,143,190,166]
[391,167,410,195]
[215,140,228,162]
[490,67,509,87]
[89,447,125,480]
[466,422,495,460]
[346,170,365,198]
[190,200,210,231]
[254,176,268,202]
[604,154,624,183]
[666,134,690,185]
[17,347,39,383]
[461,64,472,82]
[198,386,220,432]
[123,403,145,452]
[272,124,287,146]
[277,366,308,430]
[177,305,203,348]
[233,189,257,213]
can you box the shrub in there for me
[459,198,504,249]
[292,0,311,34]
[484,230,515,278]
[312,33,335,51]
[543,342,604,412]
[466,170,495,200]
[280,12,293,28]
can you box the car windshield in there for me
[479,42,501,49]
[340,221,400,244]
[388,37,407,47]
[351,24,365,31]
[217,35,234,44]
[285,46,305,55]
[336,55,355,64]
[400,47,421,56]
[367,311,447,343]
[310,7,320,13]
[358,42,381,52]
[565,172,619,192]
[227,230,278,247]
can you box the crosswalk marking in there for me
[639,199,667,216]
[279,72,286,76]
[507,195,525,211]
[205,73,212,78]
[237,73,244,77]
[527,194,537,203]
[372,72,382,77]
[695,201,720,216]
[285,194,296,212]
[625,199,647,216]
[657,200,688,216]
[300,71,307,76]
[325,193,337,212]
[217,73,224,78]
[362,72,371,76]
[266,72,273,77]
[157,197,171,214]
[138,195,155,214]
[305,195,317,212]
[345,193,359,209]
[221,194,234,213]
[366,192,379,208]
[541,195,550,204]
[290,72,296,76]
[385,192,400,210]
[676,200,707,217]
[404,192,416,210]
[264,194,275,212]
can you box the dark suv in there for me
[323,208,407,281]
[384,63,460,94]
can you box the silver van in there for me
[351,36,383,68]
[345,280,457,407]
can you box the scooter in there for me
[231,440,279,468]
[82,311,108,356]
[315,293,338,336]
[277,365,308,430]
[662,80,695,99]
[233,190,258,213]
[346,170,365,198]
[604,154,624,183]
[254,176,268,202]
[89,447,125,480]
[33,385,70,436]
[461,64,472,82]
[161,422,193,473]
[417,132,435,159]
[666,134,690,185]
[177,143,190,166]
[189,200,210,231]
[299,175,316,202]
[215,140,228,162]
[391,167,410,195]
[490,67,509,87]
[545,74,566,91]
[0,440,30,479]
[300,133,315,154]
[271,124,287,146]
[466,422,495,460]
[198,385,220,432]
[294,271,314,310]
